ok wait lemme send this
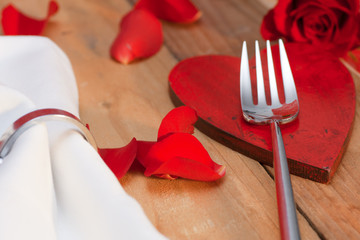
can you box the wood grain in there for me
[1,0,359,239]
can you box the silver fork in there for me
[240,39,300,240]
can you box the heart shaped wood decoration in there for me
[169,43,355,183]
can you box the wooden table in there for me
[3,0,360,239]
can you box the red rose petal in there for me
[98,107,225,181]
[157,106,197,140]
[271,0,292,35]
[1,0,59,35]
[146,156,225,181]
[260,9,281,41]
[137,133,225,181]
[99,138,138,178]
[136,140,155,166]
[110,9,163,64]
[134,0,201,23]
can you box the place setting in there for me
[0,0,360,239]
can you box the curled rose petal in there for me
[134,0,201,23]
[99,138,138,179]
[157,106,197,140]
[146,156,226,181]
[110,9,163,64]
[1,0,59,35]
[137,133,226,181]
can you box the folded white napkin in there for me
[0,36,166,240]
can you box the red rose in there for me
[261,0,360,57]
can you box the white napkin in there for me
[0,36,167,240]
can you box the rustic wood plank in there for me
[1,0,359,239]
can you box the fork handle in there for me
[270,121,301,240]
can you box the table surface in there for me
[3,0,360,239]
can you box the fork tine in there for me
[240,41,253,106]
[266,40,280,106]
[279,39,298,103]
[255,40,266,105]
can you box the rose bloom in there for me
[261,0,360,57]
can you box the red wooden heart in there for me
[169,42,355,183]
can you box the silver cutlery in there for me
[240,39,300,240]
